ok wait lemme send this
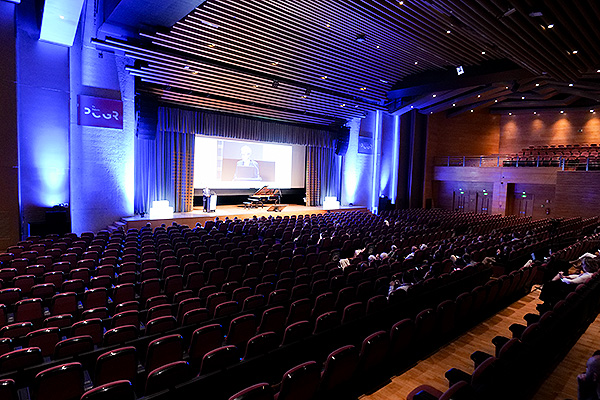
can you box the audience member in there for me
[578,355,600,400]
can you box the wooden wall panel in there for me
[424,109,500,207]
[554,171,600,218]
[499,111,600,154]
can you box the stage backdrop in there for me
[134,106,339,213]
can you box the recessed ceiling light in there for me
[509,112,512,115]
[340,104,345,107]
[505,86,509,89]
[252,84,259,88]
[430,111,433,114]
[432,94,436,98]
[591,109,595,113]
[481,51,486,55]
[477,94,481,98]
[494,99,498,102]
[360,87,367,91]
[183,65,190,70]
[446,30,451,34]
[452,103,456,107]
[573,50,579,54]
[376,45,380,49]
[533,111,536,114]
[325,23,330,28]
[470,109,474,112]
[597,69,600,73]
[208,44,215,48]
[535,83,540,86]
[547,24,554,29]
[569,83,574,87]
[271,62,278,66]
[59,15,65,20]
[560,110,564,114]
[410,106,413,109]
[398,0,404,5]
[414,61,418,65]
[192,71,198,75]
[521,96,525,99]
[301,95,307,99]
[321,76,327,79]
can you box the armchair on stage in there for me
[244,186,285,211]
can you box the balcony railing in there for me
[434,155,600,171]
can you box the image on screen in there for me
[193,137,306,189]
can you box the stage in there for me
[122,205,369,231]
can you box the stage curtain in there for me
[134,110,195,214]
[306,146,338,206]
[159,106,335,148]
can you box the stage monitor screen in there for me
[193,137,306,189]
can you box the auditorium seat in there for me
[145,361,192,395]
[274,361,320,400]
[357,331,390,378]
[243,332,278,360]
[318,345,359,396]
[199,345,239,375]
[1,321,33,339]
[146,316,177,335]
[81,380,135,400]
[0,347,42,372]
[0,379,17,400]
[390,318,415,360]
[25,327,60,357]
[33,362,84,400]
[188,324,223,367]
[145,334,183,373]
[103,325,138,346]
[94,346,137,386]
[54,336,94,359]
[228,382,274,400]
[257,306,286,335]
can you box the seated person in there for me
[579,355,600,400]
[540,256,599,307]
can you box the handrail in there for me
[434,155,598,171]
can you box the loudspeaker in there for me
[136,95,159,140]
[267,204,287,212]
[335,126,350,155]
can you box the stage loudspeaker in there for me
[136,95,159,140]
[267,204,287,212]
[335,126,350,155]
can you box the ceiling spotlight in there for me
[452,103,456,107]
[272,80,279,88]
[398,0,404,5]
[509,112,512,115]
[301,95,307,99]
[521,96,525,99]
[360,87,367,91]
[535,83,540,86]
[494,99,498,102]
[376,45,380,49]
[502,8,516,17]
[591,109,595,113]
[59,15,65,19]
[208,43,215,48]
[321,76,327,80]
[481,51,486,55]
[533,111,536,114]
[432,94,437,98]
[414,61,418,65]
[271,61,279,66]
[430,112,433,114]
[569,83,574,87]
[505,86,509,89]
[192,71,198,75]
[547,24,554,29]
[560,110,564,114]
[477,94,481,98]
[252,84,259,88]
[446,30,451,34]
[356,33,366,42]
[340,104,346,107]
[572,50,579,54]
[597,69,600,73]
[470,109,474,112]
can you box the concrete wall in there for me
[0,2,20,250]
[68,0,134,233]
[341,116,372,208]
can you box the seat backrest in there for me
[145,334,183,372]
[0,347,42,373]
[34,362,84,400]
[145,361,192,395]
[95,346,137,386]
[54,335,94,359]
[225,315,257,348]
[81,380,135,400]
[319,345,358,393]
[243,332,278,360]
[276,361,320,400]
[188,324,223,363]
[228,382,274,400]
[199,345,239,375]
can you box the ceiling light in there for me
[340,104,345,107]
[477,94,481,98]
[376,45,380,49]
[414,61,418,65]
[301,95,307,99]
[410,106,413,109]
[494,99,498,102]
[271,62,278,66]
[547,24,554,29]
[360,87,367,91]
[569,83,574,87]
[252,84,259,88]
[183,65,190,70]
[560,110,564,114]
[481,51,486,55]
[591,109,595,113]
[398,0,404,5]
[208,43,215,48]
[452,103,456,107]
[432,94,436,98]
[573,50,579,54]
[509,112,512,115]
[446,30,451,34]
[59,15,65,20]
[533,111,536,114]
[505,86,509,89]
[325,23,330,28]
[597,69,600,73]
[192,71,198,75]
[521,96,525,99]
[379,79,388,83]
[430,112,433,114]
[536,83,540,86]
[321,76,327,79]
[470,109,474,112]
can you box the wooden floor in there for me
[360,286,600,400]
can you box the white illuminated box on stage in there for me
[323,196,340,210]
[210,194,217,212]
[149,200,174,219]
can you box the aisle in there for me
[360,289,541,400]
[530,312,600,400]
